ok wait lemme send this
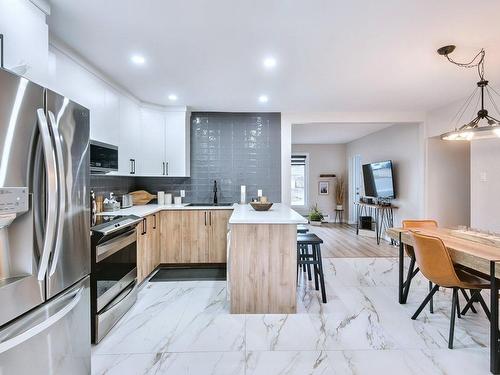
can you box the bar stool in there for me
[297,225,309,273]
[409,231,490,349]
[297,233,327,303]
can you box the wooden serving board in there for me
[130,190,157,205]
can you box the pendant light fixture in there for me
[437,45,500,141]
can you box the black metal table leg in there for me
[398,232,404,304]
[491,261,500,374]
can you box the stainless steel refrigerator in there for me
[0,68,91,374]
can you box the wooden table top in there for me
[387,227,500,275]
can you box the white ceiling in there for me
[292,122,394,144]
[47,0,500,112]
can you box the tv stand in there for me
[354,201,397,245]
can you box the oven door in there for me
[95,228,137,312]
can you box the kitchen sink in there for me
[186,203,234,207]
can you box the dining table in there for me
[386,227,500,374]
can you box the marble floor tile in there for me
[245,314,324,351]
[246,351,330,375]
[92,256,493,374]
[92,352,246,375]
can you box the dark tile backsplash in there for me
[91,112,282,203]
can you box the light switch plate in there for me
[480,172,487,182]
[180,190,185,197]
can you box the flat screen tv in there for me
[362,160,395,199]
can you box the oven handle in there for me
[100,281,136,314]
[96,229,137,262]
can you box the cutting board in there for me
[130,190,157,205]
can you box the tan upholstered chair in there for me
[410,231,490,349]
[401,220,438,306]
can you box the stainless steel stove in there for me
[91,214,141,343]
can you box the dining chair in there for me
[409,231,491,349]
[402,220,438,308]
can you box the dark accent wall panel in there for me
[90,112,281,204]
[190,112,281,203]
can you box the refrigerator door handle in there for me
[36,109,58,281]
[0,287,83,354]
[47,111,66,277]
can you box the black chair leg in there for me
[315,244,327,304]
[449,288,458,349]
[456,290,461,319]
[460,289,477,314]
[475,290,492,321]
[412,284,440,320]
[429,281,434,313]
[402,257,416,303]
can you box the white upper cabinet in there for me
[0,1,49,85]
[135,107,191,177]
[140,107,167,176]
[164,111,191,177]
[118,96,142,175]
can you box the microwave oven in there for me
[90,140,118,174]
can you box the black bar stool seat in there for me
[296,233,327,303]
[297,225,309,234]
[297,233,323,244]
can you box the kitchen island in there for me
[228,203,308,314]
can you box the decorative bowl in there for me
[250,202,273,211]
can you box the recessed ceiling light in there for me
[168,94,178,101]
[131,54,146,65]
[263,57,277,69]
[258,95,269,103]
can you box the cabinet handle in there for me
[165,162,169,176]
[141,218,147,235]
[204,212,207,226]
[209,211,212,226]
[162,162,165,175]
[153,214,157,229]
[130,159,135,175]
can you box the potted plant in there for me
[335,175,345,210]
[308,204,324,225]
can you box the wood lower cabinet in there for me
[160,210,182,263]
[159,209,232,264]
[208,210,232,263]
[137,213,161,283]
[181,210,209,263]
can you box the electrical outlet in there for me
[480,172,487,182]
[180,190,185,198]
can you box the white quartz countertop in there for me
[229,203,308,224]
[96,203,236,217]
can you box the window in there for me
[291,154,308,206]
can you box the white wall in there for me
[281,112,426,205]
[346,123,423,226]
[291,144,346,219]
[426,138,470,227]
[0,0,49,85]
[471,138,500,233]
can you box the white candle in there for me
[240,185,246,204]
